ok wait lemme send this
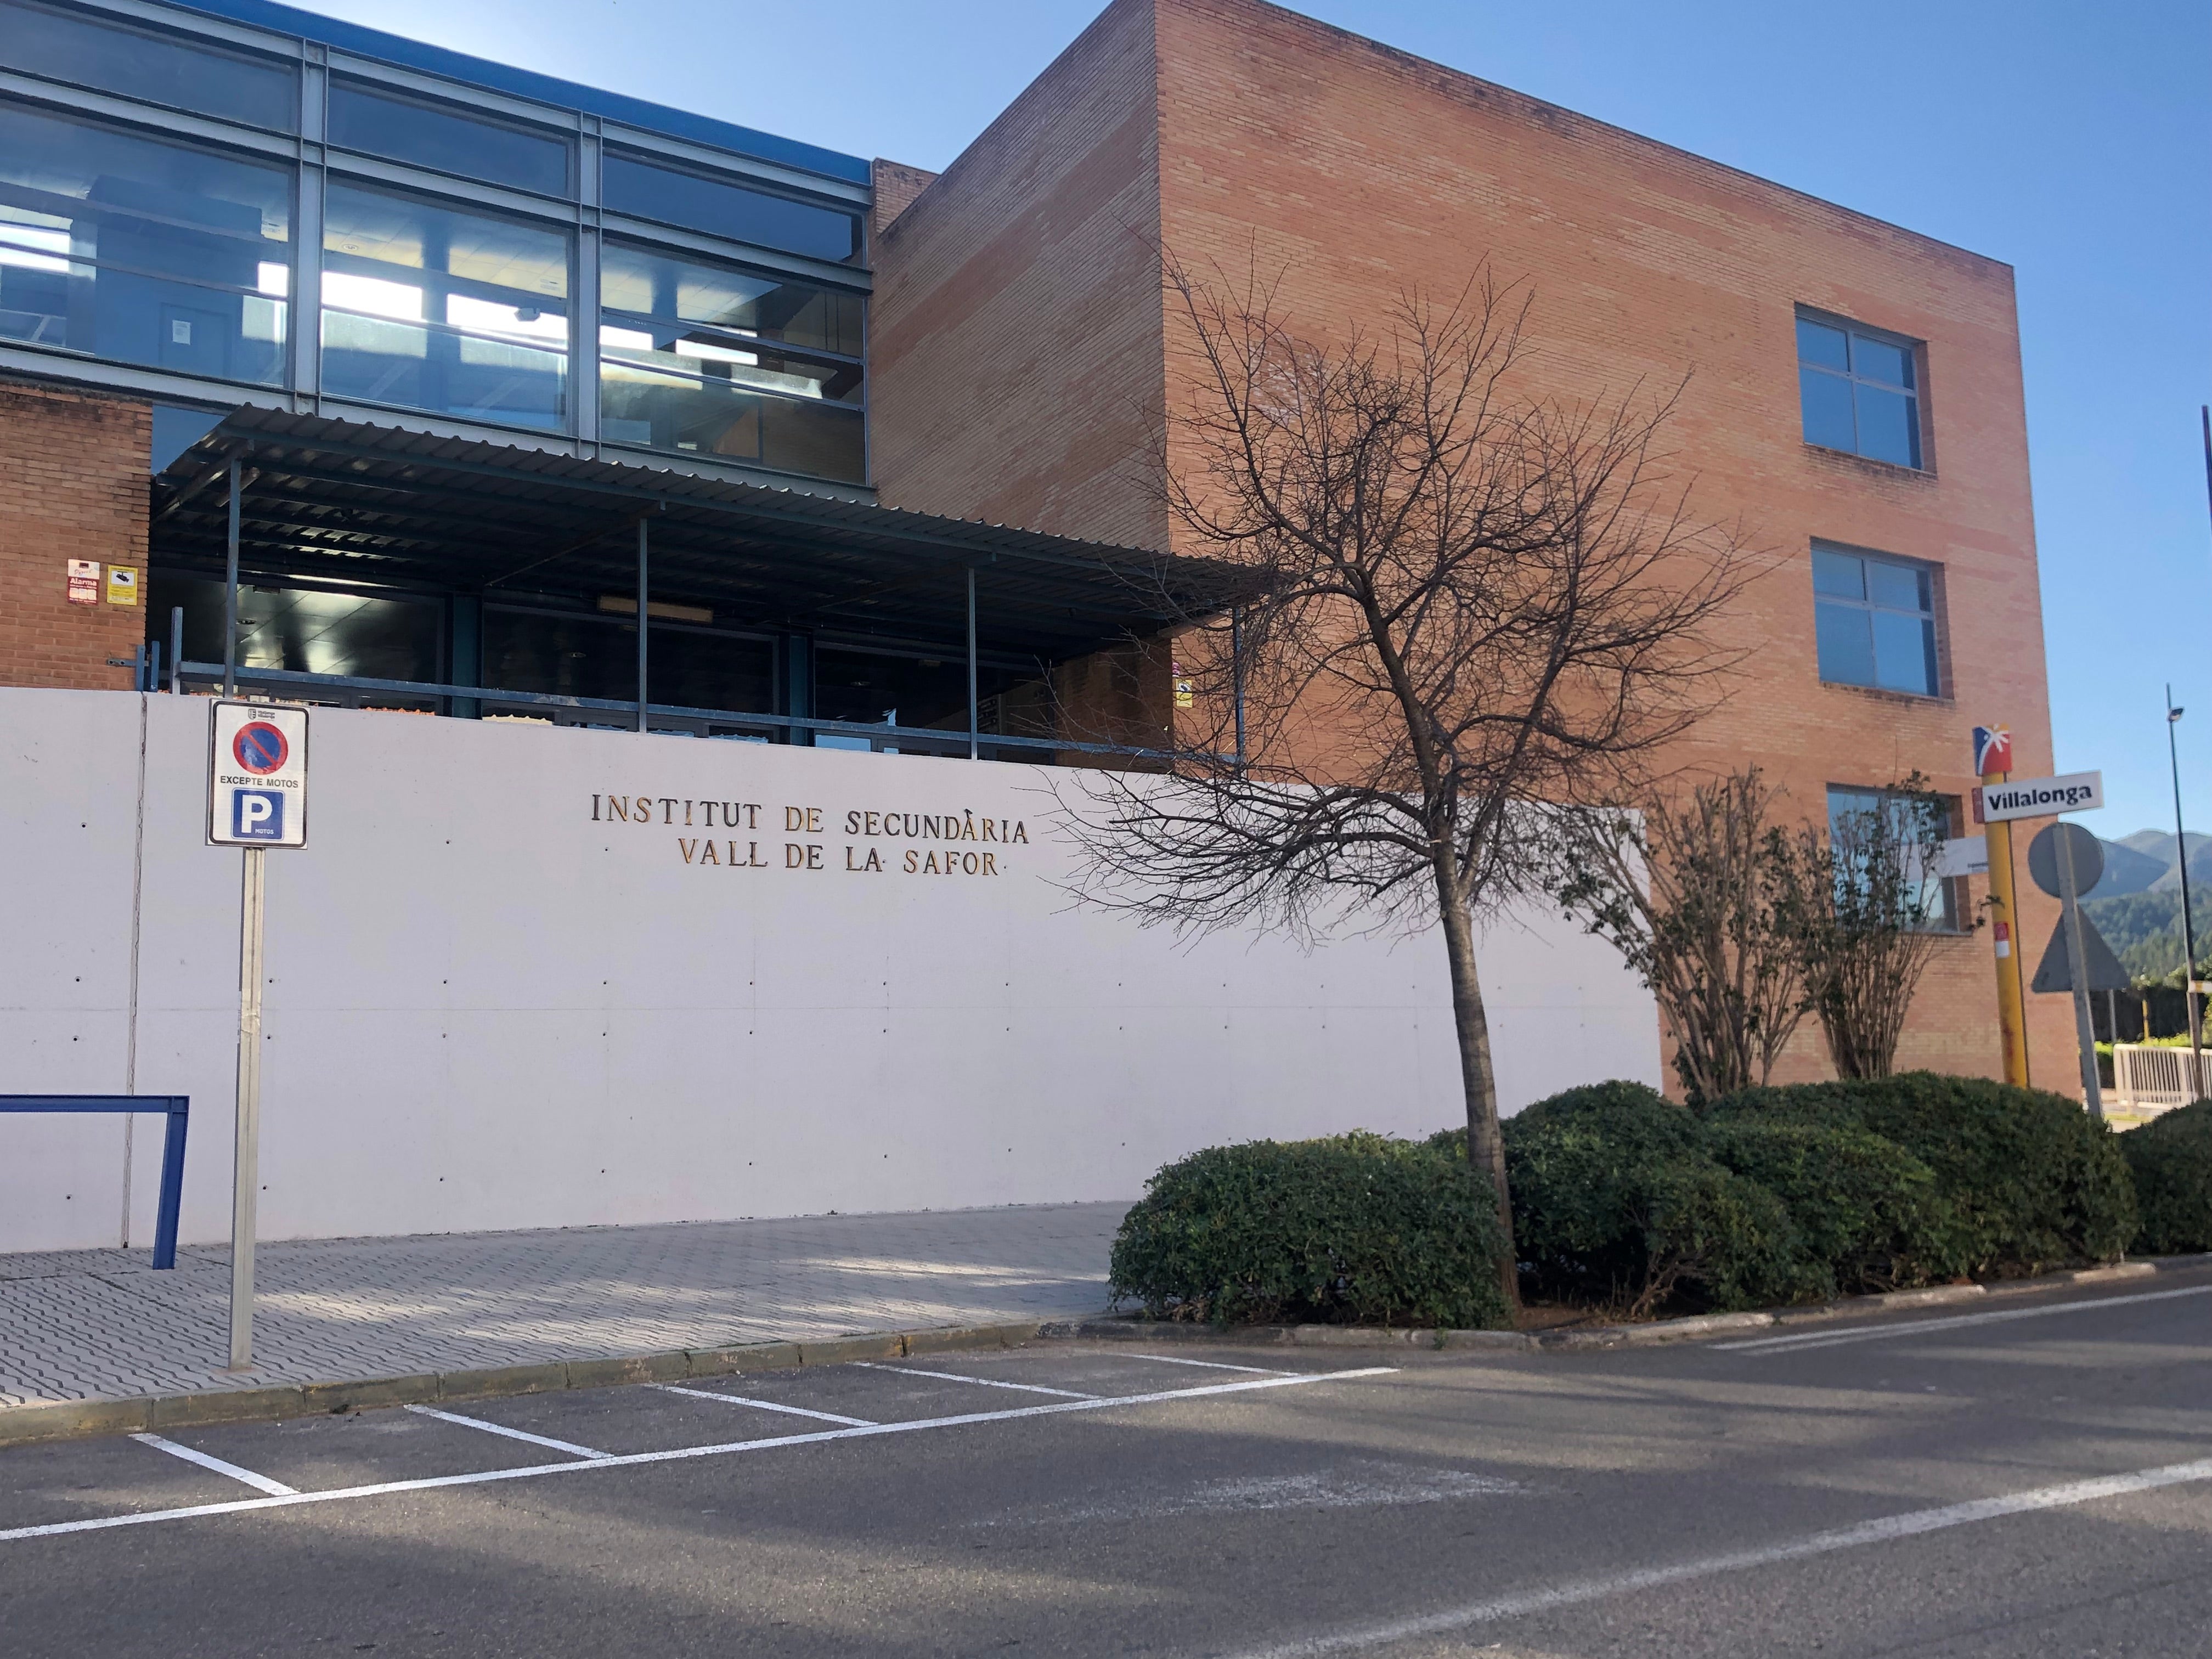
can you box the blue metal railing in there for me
[2,1097,189,1268]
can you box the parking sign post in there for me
[207,702,309,1369]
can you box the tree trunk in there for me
[1435,871,1520,1310]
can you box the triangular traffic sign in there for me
[2030,910,2130,994]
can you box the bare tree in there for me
[1561,769,1809,1103]
[1057,259,1754,1304]
[1778,776,1962,1079]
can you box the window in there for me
[328,80,570,197]
[597,240,863,481]
[1812,545,1939,696]
[0,103,291,385]
[0,0,297,131]
[482,605,773,713]
[1827,786,1961,933]
[149,573,441,682]
[1797,313,1922,468]
[602,151,861,264]
[320,182,569,429]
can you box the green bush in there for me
[2121,1101,2212,1255]
[1703,1072,2137,1274]
[1108,1132,1511,1329]
[1702,1118,1963,1294]
[1500,1082,1822,1314]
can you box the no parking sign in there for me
[207,701,309,848]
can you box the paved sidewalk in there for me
[0,1203,1127,1408]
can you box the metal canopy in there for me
[151,409,1226,664]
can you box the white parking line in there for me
[403,1403,608,1459]
[1229,1454,2212,1657]
[653,1385,877,1427]
[1715,1284,2212,1354]
[850,1362,1096,1398]
[129,1432,297,1497]
[1,1367,1396,1545]
[1120,1353,1290,1375]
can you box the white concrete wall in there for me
[0,690,1660,1251]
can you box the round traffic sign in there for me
[232,720,289,776]
[2027,821,2103,899]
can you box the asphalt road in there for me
[4,1269,2209,1658]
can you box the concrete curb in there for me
[1041,1253,2212,1356]
[0,1320,1045,1449]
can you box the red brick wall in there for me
[875,0,2075,1092]
[0,379,150,691]
[867,0,1167,550]
[870,159,940,236]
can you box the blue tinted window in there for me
[1799,366,1856,452]
[0,103,290,385]
[0,0,296,130]
[1814,599,1876,687]
[603,153,860,264]
[1812,546,1938,696]
[1796,312,1923,467]
[1848,334,1911,388]
[1795,317,1848,370]
[328,81,569,197]
[321,182,569,429]
[1810,547,1864,599]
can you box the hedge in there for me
[2121,1101,2212,1255]
[1703,1072,2137,1275]
[1108,1131,1511,1329]
[1494,1081,1822,1314]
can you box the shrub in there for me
[1702,1118,1963,1294]
[1703,1071,2137,1273]
[1500,1082,1822,1315]
[1109,1132,1511,1329]
[2121,1101,2212,1255]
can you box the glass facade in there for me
[327,79,571,196]
[598,240,864,478]
[321,182,571,428]
[0,0,297,130]
[0,0,869,486]
[0,103,291,382]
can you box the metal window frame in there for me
[1809,541,1942,698]
[1795,305,1926,470]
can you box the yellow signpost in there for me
[1976,725,2031,1087]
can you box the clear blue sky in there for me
[312,0,2210,837]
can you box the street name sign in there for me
[1973,770,2103,825]
[207,701,309,848]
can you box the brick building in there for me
[866,0,2073,1087]
[0,0,2071,1090]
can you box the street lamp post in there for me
[2168,687,2202,1096]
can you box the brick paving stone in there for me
[0,1203,1126,1408]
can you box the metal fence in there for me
[2109,1043,2211,1115]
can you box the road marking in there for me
[1716,1284,2212,1354]
[850,1362,1096,1398]
[1119,1354,1291,1375]
[129,1432,297,1497]
[403,1403,607,1459]
[652,1385,877,1426]
[1230,1454,2212,1657]
[0,1368,1396,1545]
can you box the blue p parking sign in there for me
[232,789,284,840]
[208,702,309,848]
